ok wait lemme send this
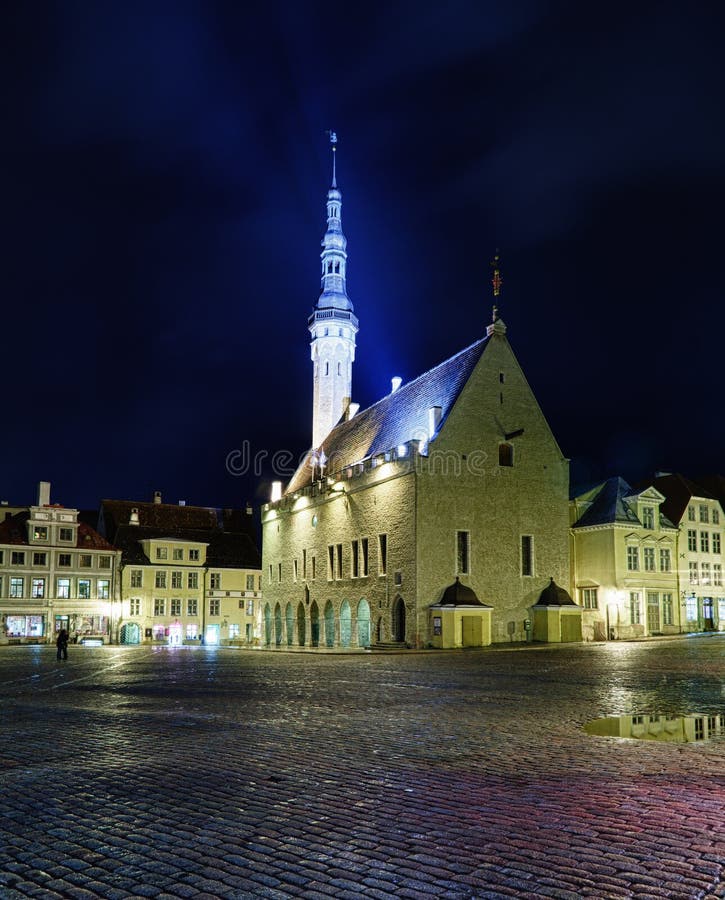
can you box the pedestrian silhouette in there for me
[56,628,69,660]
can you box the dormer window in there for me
[59,527,74,542]
[33,526,48,541]
[498,443,514,467]
[642,506,654,529]
[156,547,168,560]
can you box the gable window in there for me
[156,547,168,560]
[59,527,74,542]
[189,549,200,561]
[521,535,534,577]
[581,588,598,609]
[700,505,709,523]
[33,526,48,541]
[643,547,656,572]
[627,546,639,571]
[701,532,710,553]
[246,574,255,591]
[456,531,470,575]
[173,548,184,560]
[713,509,720,525]
[498,443,514,467]
[688,505,696,521]
[642,506,654,529]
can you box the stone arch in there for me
[392,595,406,643]
[357,598,371,648]
[274,603,283,647]
[297,602,306,646]
[263,603,272,647]
[324,601,335,647]
[340,600,352,648]
[285,603,294,646]
[310,601,320,647]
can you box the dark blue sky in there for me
[3,1,724,510]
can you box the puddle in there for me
[584,712,724,742]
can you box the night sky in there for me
[3,1,725,512]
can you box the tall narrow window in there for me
[293,559,298,582]
[659,548,671,572]
[521,535,534,577]
[662,593,674,625]
[361,538,369,577]
[328,545,334,580]
[351,540,359,578]
[629,592,641,625]
[701,532,710,553]
[643,547,655,571]
[311,556,316,580]
[302,549,307,580]
[627,546,639,571]
[336,544,343,580]
[378,534,387,575]
[642,506,654,529]
[456,531,470,575]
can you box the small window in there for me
[155,571,166,589]
[641,506,654,529]
[700,505,709,523]
[98,556,111,569]
[11,551,25,566]
[210,573,221,590]
[498,443,514,467]
[189,549,200,561]
[130,570,143,588]
[688,505,696,521]
[58,553,72,567]
[324,361,329,376]
[32,552,47,566]
[627,546,639,571]
[156,547,168,560]
[378,534,388,575]
[79,554,92,568]
[456,531,470,575]
[581,588,598,609]
[521,536,534,577]
[336,544,343,580]
[59,527,74,542]
[499,372,505,383]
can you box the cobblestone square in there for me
[1,636,723,898]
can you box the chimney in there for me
[129,508,140,526]
[391,376,402,393]
[428,406,442,439]
[153,491,162,504]
[347,402,360,420]
[37,481,51,506]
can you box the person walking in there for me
[56,628,69,661]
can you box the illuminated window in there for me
[79,554,92,568]
[187,598,198,616]
[714,564,722,586]
[186,623,198,639]
[130,570,143,588]
[643,547,655,571]
[521,535,534,577]
[641,506,654,529]
[659,548,671,572]
[700,505,709,523]
[229,623,240,638]
[11,551,25,565]
[189,549,200,561]
[57,578,70,599]
[59,527,73,542]
[58,553,72,567]
[714,533,721,554]
[246,599,254,615]
[188,572,199,589]
[688,529,697,551]
[31,578,45,599]
[378,534,387,575]
[99,556,111,569]
[210,573,221,590]
[498,443,513,467]
[156,547,168,560]
[170,599,181,616]
[33,526,48,541]
[246,574,255,591]
[686,595,698,619]
[689,561,699,583]
[210,599,220,616]
[171,571,183,589]
[153,598,165,616]
[457,531,470,575]
[662,593,673,625]
[155,571,166,589]
[129,598,141,615]
[78,579,91,599]
[626,546,639,571]
[701,532,710,553]
[701,562,711,584]
[98,580,109,600]
[581,588,598,609]
[361,538,369,577]
[173,548,183,560]
[629,592,641,625]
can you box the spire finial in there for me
[326,130,338,187]
[490,249,502,323]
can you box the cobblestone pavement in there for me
[1,636,723,900]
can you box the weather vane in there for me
[490,249,502,322]
[325,130,338,186]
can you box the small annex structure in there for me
[98,493,262,646]
[0,481,120,645]
[531,577,581,643]
[429,577,492,648]
[261,138,571,650]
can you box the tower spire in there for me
[308,132,359,449]
[490,249,502,323]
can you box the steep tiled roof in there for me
[638,473,714,526]
[572,476,677,529]
[206,532,261,569]
[100,500,218,541]
[286,335,490,493]
[0,511,114,550]
[111,523,261,569]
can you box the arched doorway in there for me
[324,601,335,647]
[285,603,294,645]
[392,595,406,642]
[263,604,272,646]
[120,623,140,645]
[310,601,320,647]
[357,599,371,648]
[274,604,283,646]
[340,600,352,647]
[297,602,306,646]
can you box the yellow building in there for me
[570,477,680,640]
[99,495,262,646]
[0,482,120,645]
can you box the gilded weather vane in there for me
[490,249,502,322]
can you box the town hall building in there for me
[260,139,577,649]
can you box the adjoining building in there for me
[570,477,680,640]
[261,140,573,650]
[640,473,724,632]
[98,494,262,646]
[0,482,120,645]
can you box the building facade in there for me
[99,495,262,646]
[0,482,120,644]
[570,478,680,641]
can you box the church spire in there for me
[308,133,359,449]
